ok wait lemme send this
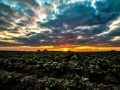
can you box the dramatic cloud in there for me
[0,0,120,51]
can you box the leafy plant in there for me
[45,77,57,90]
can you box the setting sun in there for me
[64,48,68,52]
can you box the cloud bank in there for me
[0,0,120,48]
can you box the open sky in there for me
[0,0,120,51]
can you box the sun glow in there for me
[63,48,68,52]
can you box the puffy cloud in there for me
[0,0,120,48]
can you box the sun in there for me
[63,48,68,52]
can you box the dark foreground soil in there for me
[0,51,120,90]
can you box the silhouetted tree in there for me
[37,49,40,52]
[67,50,72,53]
[43,49,48,52]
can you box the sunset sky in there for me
[0,0,120,51]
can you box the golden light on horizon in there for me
[63,48,68,52]
[0,46,120,51]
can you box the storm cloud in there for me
[0,0,120,48]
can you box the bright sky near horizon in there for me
[0,0,120,51]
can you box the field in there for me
[0,51,120,90]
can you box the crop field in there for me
[0,51,120,90]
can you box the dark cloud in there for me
[0,41,20,46]
[0,0,120,47]
[0,20,13,27]
[0,27,9,31]
[13,33,50,46]
[16,23,26,26]
[0,3,17,23]
[108,28,120,36]
[37,1,117,29]
[24,9,36,17]
[0,3,16,16]
[38,2,97,28]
